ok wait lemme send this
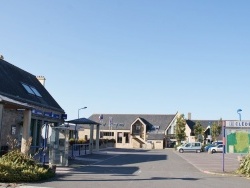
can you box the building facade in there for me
[0,58,66,153]
[78,113,178,149]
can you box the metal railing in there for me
[70,144,89,158]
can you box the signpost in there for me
[41,123,52,165]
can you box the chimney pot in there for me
[36,76,46,87]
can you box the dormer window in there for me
[21,83,42,97]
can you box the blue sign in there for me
[61,114,67,119]
[52,113,60,119]
[32,109,43,116]
[44,112,53,117]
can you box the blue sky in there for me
[1,1,250,120]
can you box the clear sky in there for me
[1,1,250,121]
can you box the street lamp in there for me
[237,109,242,121]
[78,107,87,119]
[75,107,87,141]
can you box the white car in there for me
[209,144,224,153]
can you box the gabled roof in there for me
[186,120,221,130]
[88,114,176,131]
[0,59,64,112]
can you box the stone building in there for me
[0,58,66,154]
[79,113,178,149]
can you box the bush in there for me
[236,154,250,177]
[0,150,55,182]
[69,138,75,146]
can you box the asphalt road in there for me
[22,148,249,188]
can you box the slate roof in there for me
[147,133,165,140]
[67,118,100,125]
[88,114,176,131]
[186,120,220,130]
[0,59,64,112]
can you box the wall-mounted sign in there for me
[52,113,60,119]
[61,114,67,119]
[32,109,43,116]
[44,112,53,118]
[11,125,16,135]
[225,121,250,128]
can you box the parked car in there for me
[204,144,215,152]
[209,144,223,153]
[177,142,202,153]
[212,141,223,146]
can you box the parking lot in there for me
[26,148,250,188]
[174,149,242,174]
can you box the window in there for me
[102,132,114,136]
[21,83,42,97]
[30,86,42,97]
[186,143,191,147]
[22,83,34,95]
[117,132,122,143]
[124,132,129,143]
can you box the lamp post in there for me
[237,109,242,121]
[208,122,211,144]
[75,107,87,141]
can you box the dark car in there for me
[204,144,215,152]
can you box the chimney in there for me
[188,112,191,120]
[0,54,4,60]
[36,76,46,87]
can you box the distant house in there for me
[0,58,66,153]
[78,113,178,149]
[185,115,222,143]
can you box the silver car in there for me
[209,144,224,153]
[177,142,202,153]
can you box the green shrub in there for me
[69,138,75,145]
[236,154,250,177]
[0,150,55,182]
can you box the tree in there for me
[211,118,222,141]
[194,121,204,143]
[175,114,186,144]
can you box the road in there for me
[23,148,249,188]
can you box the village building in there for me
[0,58,66,154]
[78,113,179,149]
[185,113,223,143]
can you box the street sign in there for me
[41,124,52,139]
[225,121,250,128]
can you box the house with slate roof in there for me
[79,113,178,149]
[0,58,66,154]
[185,113,222,143]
